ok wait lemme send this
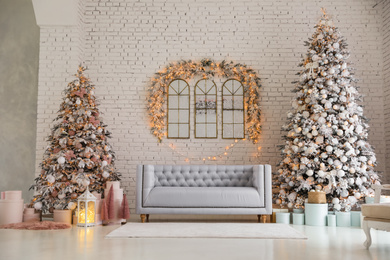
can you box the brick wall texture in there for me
[381,0,390,185]
[35,0,388,211]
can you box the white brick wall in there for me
[381,0,390,185]
[35,0,387,212]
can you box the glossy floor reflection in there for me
[1,221,389,260]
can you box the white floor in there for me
[1,217,390,260]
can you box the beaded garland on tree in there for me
[148,59,262,144]
[30,66,121,213]
[273,10,380,211]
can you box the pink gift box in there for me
[5,190,22,200]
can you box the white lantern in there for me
[77,188,97,227]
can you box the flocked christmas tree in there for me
[273,9,380,211]
[30,66,120,213]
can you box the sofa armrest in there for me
[373,184,390,203]
[136,165,156,213]
[252,164,272,214]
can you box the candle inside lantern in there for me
[77,188,96,227]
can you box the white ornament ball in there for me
[326,79,333,86]
[58,193,65,199]
[332,198,340,205]
[361,176,368,183]
[34,202,42,210]
[57,156,66,164]
[349,168,356,174]
[76,98,81,105]
[326,146,333,153]
[354,192,361,199]
[47,175,55,184]
[341,63,347,69]
[348,178,355,185]
[318,170,325,178]
[312,130,318,136]
[335,53,343,59]
[329,68,335,74]
[337,130,343,136]
[306,170,314,176]
[341,156,348,163]
[341,190,349,197]
[337,170,345,177]
[102,171,110,178]
[90,134,96,140]
[276,199,282,205]
[68,202,77,210]
[356,177,363,186]
[102,160,108,167]
[333,43,340,49]
[334,204,342,211]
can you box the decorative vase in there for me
[293,213,305,225]
[351,211,362,228]
[308,191,326,204]
[327,214,336,227]
[23,208,40,222]
[4,190,22,200]
[293,208,304,213]
[304,203,328,226]
[53,209,73,224]
[335,211,351,227]
[0,199,24,225]
[275,212,290,224]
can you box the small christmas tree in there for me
[106,186,115,220]
[101,199,109,226]
[30,66,120,213]
[119,194,130,223]
[273,9,380,211]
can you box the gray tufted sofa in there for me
[136,164,272,222]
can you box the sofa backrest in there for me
[149,165,255,187]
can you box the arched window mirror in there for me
[222,79,245,139]
[194,79,217,138]
[167,79,190,139]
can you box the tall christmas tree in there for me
[30,66,120,213]
[274,10,380,211]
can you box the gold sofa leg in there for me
[140,214,146,223]
[258,215,267,223]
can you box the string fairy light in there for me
[160,138,262,162]
[147,58,262,144]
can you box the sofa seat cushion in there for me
[143,187,263,208]
[362,203,390,220]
